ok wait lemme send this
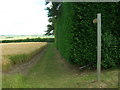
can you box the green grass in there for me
[2,43,118,88]
[3,74,24,88]
[2,54,33,72]
[8,54,29,65]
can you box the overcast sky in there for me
[0,0,50,35]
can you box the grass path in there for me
[3,43,118,88]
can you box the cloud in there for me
[0,0,49,35]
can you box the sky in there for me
[0,0,50,35]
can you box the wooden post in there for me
[97,13,101,81]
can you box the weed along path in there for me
[3,43,118,88]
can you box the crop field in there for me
[0,42,48,71]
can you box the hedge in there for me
[55,2,120,69]
[1,38,54,43]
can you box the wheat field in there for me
[0,42,48,71]
[1,42,47,55]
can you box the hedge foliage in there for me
[1,38,54,43]
[55,2,120,69]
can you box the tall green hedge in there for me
[55,2,120,69]
[55,3,74,61]
[1,38,54,43]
